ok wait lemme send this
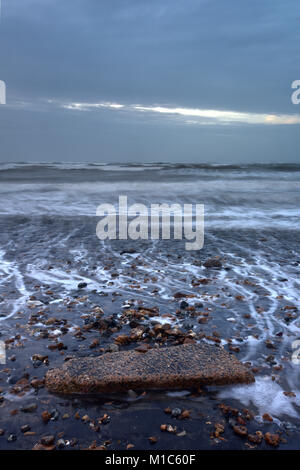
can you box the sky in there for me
[0,0,299,163]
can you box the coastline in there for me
[0,215,299,449]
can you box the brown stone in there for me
[180,410,191,420]
[214,423,225,437]
[41,435,55,446]
[262,413,273,422]
[264,432,280,447]
[203,258,222,268]
[31,378,45,389]
[173,292,188,299]
[248,432,263,444]
[135,344,151,353]
[41,410,51,423]
[45,343,254,395]
[114,334,130,345]
[283,391,296,397]
[233,425,248,437]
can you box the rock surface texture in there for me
[45,343,254,394]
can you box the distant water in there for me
[0,162,299,230]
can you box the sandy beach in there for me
[0,162,299,449]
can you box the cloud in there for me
[62,102,124,111]
[61,100,300,125]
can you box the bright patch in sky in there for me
[62,101,300,125]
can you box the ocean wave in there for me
[0,161,300,173]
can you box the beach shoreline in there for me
[0,213,299,449]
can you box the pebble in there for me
[283,391,296,397]
[31,379,45,389]
[233,425,248,437]
[21,425,31,433]
[127,390,138,399]
[41,410,52,423]
[248,432,263,444]
[57,439,66,449]
[264,432,280,447]
[20,403,38,413]
[160,424,177,434]
[27,300,44,307]
[203,258,222,268]
[171,408,182,418]
[50,409,59,421]
[180,301,189,309]
[214,423,225,438]
[41,435,55,446]
[180,410,191,419]
[77,282,87,289]
[262,413,273,422]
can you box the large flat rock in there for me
[45,343,254,394]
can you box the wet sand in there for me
[0,216,300,450]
